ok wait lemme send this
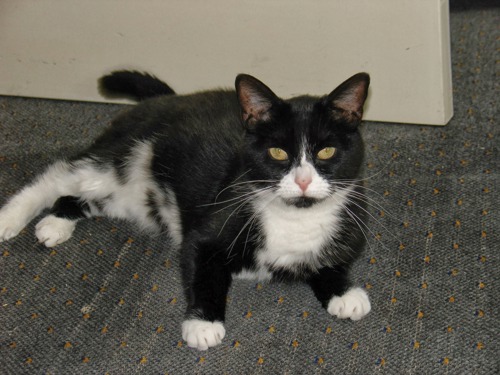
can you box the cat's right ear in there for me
[235,74,280,128]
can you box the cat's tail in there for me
[99,70,176,101]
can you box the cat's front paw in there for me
[182,319,226,350]
[327,287,371,321]
[35,215,76,247]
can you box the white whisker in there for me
[210,186,275,216]
[216,187,274,238]
[198,188,266,208]
[344,195,402,247]
[212,178,278,203]
[226,191,276,260]
[332,184,401,223]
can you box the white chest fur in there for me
[253,187,352,270]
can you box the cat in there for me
[0,70,372,350]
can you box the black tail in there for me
[99,70,176,101]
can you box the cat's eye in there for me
[268,147,289,161]
[317,147,337,160]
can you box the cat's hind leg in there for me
[0,160,81,242]
[35,196,93,247]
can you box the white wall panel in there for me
[0,0,453,125]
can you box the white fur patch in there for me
[327,287,371,320]
[75,141,182,244]
[35,215,76,247]
[76,142,156,226]
[156,190,183,247]
[182,319,226,351]
[233,267,273,281]
[253,186,353,270]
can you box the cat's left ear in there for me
[326,72,370,129]
[235,74,281,128]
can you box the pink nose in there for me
[295,176,312,192]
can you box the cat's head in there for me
[235,72,369,208]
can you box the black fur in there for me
[98,70,176,101]
[50,196,90,220]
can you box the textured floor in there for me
[0,2,498,374]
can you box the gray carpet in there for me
[0,2,498,374]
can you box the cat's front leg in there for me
[181,240,232,350]
[307,266,371,321]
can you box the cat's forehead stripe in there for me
[296,138,306,166]
[299,136,311,165]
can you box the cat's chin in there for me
[283,196,321,208]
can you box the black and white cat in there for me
[0,71,372,350]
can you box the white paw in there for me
[327,287,371,321]
[0,220,24,242]
[182,319,226,351]
[35,215,76,247]
[0,209,28,242]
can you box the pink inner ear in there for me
[329,79,369,126]
[240,88,272,124]
[236,74,279,125]
[333,82,368,115]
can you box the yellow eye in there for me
[317,147,337,160]
[268,147,289,161]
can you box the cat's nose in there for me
[295,175,312,192]
[294,164,313,193]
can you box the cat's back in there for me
[85,89,243,165]
[114,89,241,137]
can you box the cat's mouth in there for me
[283,196,321,208]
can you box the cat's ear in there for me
[326,72,370,129]
[235,74,280,128]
